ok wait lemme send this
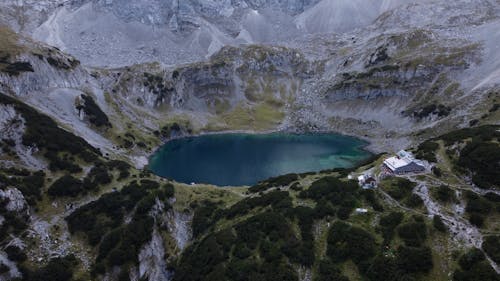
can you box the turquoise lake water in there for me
[149,133,371,186]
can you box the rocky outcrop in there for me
[62,0,312,29]
[0,51,87,97]
[106,45,309,119]
[0,188,28,213]
[322,31,480,102]
[1,0,425,67]
[0,104,23,139]
[127,198,184,281]
[0,188,28,281]
[136,227,172,281]
[0,252,21,281]
[165,209,192,252]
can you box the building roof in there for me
[383,156,411,171]
[365,177,376,183]
[383,150,426,172]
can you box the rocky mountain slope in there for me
[0,0,498,155]
[0,0,499,280]
[0,0,437,67]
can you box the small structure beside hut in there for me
[355,208,369,214]
[358,174,377,189]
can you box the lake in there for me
[149,133,371,186]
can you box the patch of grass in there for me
[342,260,362,281]
[0,26,23,59]
[443,82,460,96]
[213,98,231,115]
[253,103,285,130]
[0,27,35,76]
[248,173,300,193]
[221,104,254,129]
[172,183,244,213]
[221,102,284,130]
[389,29,433,51]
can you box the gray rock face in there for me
[1,0,422,66]
[0,188,28,213]
[166,209,192,251]
[0,53,86,97]
[81,0,320,27]
[1,0,497,155]
[106,44,309,117]
[137,227,172,281]
[0,253,21,281]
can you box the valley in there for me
[0,0,499,280]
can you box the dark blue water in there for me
[149,133,371,186]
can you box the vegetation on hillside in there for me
[77,94,112,128]
[0,93,101,173]
[453,248,499,281]
[416,125,500,189]
[65,179,175,277]
[0,95,498,281]
[172,173,439,281]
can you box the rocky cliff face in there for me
[322,30,480,99]
[88,0,320,27]
[1,0,498,154]
[106,45,308,109]
[0,0,425,67]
